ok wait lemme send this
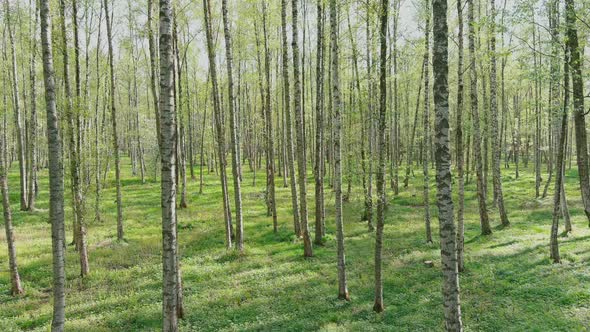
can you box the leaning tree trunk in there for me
[468,0,492,235]
[489,0,509,227]
[330,0,350,301]
[104,0,124,241]
[432,0,464,329]
[293,0,313,257]
[39,0,66,328]
[1,88,23,296]
[203,0,233,249]
[565,0,590,224]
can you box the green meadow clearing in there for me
[2,160,590,331]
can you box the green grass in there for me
[2,159,590,331]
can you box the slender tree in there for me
[373,0,388,313]
[455,0,466,272]
[468,0,491,235]
[39,0,66,327]
[262,1,278,233]
[4,0,28,211]
[103,0,124,241]
[222,0,244,251]
[203,0,233,248]
[1,77,23,296]
[330,0,349,301]
[314,0,325,245]
[292,0,313,257]
[489,0,509,227]
[281,0,301,237]
[423,0,433,244]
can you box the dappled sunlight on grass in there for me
[2,160,590,330]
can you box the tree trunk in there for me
[314,0,326,245]
[374,0,388,313]
[293,0,313,257]
[1,69,24,297]
[432,0,464,329]
[565,0,590,224]
[330,0,350,301]
[203,0,233,249]
[222,0,244,251]
[455,0,466,273]
[159,0,179,330]
[27,2,39,211]
[4,0,28,211]
[39,0,67,327]
[104,0,124,241]
[468,0,492,235]
[489,0,509,227]
[423,0,433,244]
[262,2,278,233]
[281,0,301,237]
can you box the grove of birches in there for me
[1,0,590,330]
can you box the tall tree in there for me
[373,0,388,313]
[1,73,23,296]
[432,0,463,329]
[550,43,570,264]
[281,0,301,237]
[262,1,278,233]
[203,0,233,248]
[27,0,39,211]
[4,0,28,211]
[292,0,313,257]
[39,0,67,328]
[330,0,349,301]
[159,0,179,330]
[147,0,161,149]
[314,0,326,245]
[489,0,509,226]
[423,0,433,244]
[103,0,124,241]
[222,0,244,251]
[468,0,491,235]
[455,0,466,272]
[565,0,590,224]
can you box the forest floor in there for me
[2,159,590,331]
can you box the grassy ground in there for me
[1,159,590,331]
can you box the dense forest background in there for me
[1,0,590,330]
